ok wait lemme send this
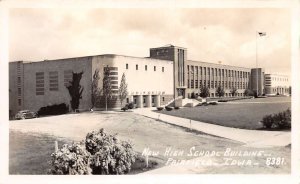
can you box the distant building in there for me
[9,45,290,115]
[264,74,290,96]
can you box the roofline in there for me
[150,44,187,50]
[187,60,252,70]
[10,54,173,64]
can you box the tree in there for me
[244,89,254,96]
[216,85,225,97]
[118,73,128,107]
[103,66,113,111]
[199,86,210,98]
[91,69,101,108]
[66,71,84,112]
[230,86,237,97]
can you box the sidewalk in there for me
[133,108,290,147]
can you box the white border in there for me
[0,0,299,184]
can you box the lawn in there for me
[9,111,290,174]
[159,97,291,130]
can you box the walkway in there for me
[133,108,290,147]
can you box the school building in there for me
[9,45,290,115]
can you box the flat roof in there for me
[188,59,252,70]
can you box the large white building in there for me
[9,45,290,115]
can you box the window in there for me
[64,70,73,86]
[191,80,194,88]
[145,65,147,71]
[17,77,21,83]
[136,64,138,70]
[18,99,21,106]
[126,64,128,69]
[162,97,165,101]
[162,67,164,72]
[18,88,21,95]
[154,66,156,71]
[49,71,59,91]
[36,72,44,95]
[126,98,129,103]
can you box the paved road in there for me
[133,108,291,147]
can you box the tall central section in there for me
[149,45,187,98]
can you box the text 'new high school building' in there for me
[9,45,290,115]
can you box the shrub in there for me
[165,106,173,111]
[202,102,208,106]
[127,102,134,109]
[191,92,196,99]
[157,107,164,111]
[209,101,218,105]
[38,103,69,116]
[48,143,91,175]
[174,107,180,110]
[262,114,274,129]
[49,129,136,175]
[121,106,128,111]
[261,108,291,130]
[218,100,228,102]
[85,128,136,174]
[244,89,254,96]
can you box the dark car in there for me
[15,110,38,120]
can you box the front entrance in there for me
[177,88,185,98]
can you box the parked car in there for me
[15,110,38,120]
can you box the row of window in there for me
[126,63,164,72]
[36,71,69,95]
[188,80,248,89]
[187,65,250,79]
[265,77,288,82]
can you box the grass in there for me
[160,97,291,130]
[10,111,290,174]
[9,131,162,175]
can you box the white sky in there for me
[9,8,291,75]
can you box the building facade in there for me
[264,74,290,96]
[9,45,289,115]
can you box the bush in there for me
[261,108,291,130]
[49,143,91,175]
[127,102,134,109]
[85,128,136,174]
[244,89,254,97]
[38,103,69,116]
[218,100,228,102]
[49,129,136,175]
[121,106,128,111]
[165,106,173,111]
[157,107,164,111]
[209,101,218,105]
[174,107,180,110]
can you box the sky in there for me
[9,8,291,75]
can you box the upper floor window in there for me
[154,66,156,71]
[145,65,147,71]
[49,71,59,91]
[36,72,44,95]
[136,64,138,70]
[126,63,128,69]
[162,67,164,72]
